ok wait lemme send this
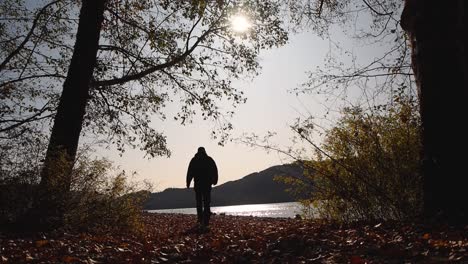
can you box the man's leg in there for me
[202,188,211,226]
[195,190,203,224]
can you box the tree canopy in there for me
[1,0,288,158]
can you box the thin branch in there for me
[93,27,219,87]
[317,0,325,17]
[32,33,74,51]
[126,38,151,76]
[0,35,24,44]
[161,70,203,103]
[235,137,346,191]
[0,102,54,133]
[0,73,66,88]
[0,0,60,71]
[361,0,393,16]
[105,7,151,35]
[198,44,230,55]
[186,15,203,51]
[98,45,151,64]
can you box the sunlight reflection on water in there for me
[148,202,303,218]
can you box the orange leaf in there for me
[211,239,222,249]
[35,240,49,247]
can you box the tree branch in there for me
[317,0,325,17]
[93,27,218,87]
[361,0,393,16]
[98,45,151,64]
[160,70,203,103]
[0,102,54,133]
[105,7,151,35]
[186,15,203,51]
[0,73,66,88]
[0,0,60,72]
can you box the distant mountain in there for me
[144,163,303,210]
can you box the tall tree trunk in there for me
[38,0,106,225]
[401,0,468,222]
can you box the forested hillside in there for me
[144,164,303,210]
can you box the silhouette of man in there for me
[186,147,218,227]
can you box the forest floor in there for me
[0,213,467,263]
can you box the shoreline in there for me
[145,201,303,220]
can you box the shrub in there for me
[0,132,46,225]
[0,143,151,233]
[282,96,422,222]
[64,154,151,233]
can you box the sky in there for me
[5,2,404,192]
[12,0,357,191]
[99,31,333,191]
[90,11,397,192]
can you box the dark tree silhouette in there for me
[38,0,106,223]
[401,0,468,222]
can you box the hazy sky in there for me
[95,17,393,191]
[7,2,402,192]
[98,31,333,191]
[18,0,345,191]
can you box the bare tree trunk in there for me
[402,0,468,222]
[38,0,106,226]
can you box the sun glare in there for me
[230,15,251,33]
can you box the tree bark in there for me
[401,0,468,222]
[38,0,106,225]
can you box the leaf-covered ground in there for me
[1,213,467,263]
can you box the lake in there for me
[147,202,303,218]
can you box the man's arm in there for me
[211,158,218,185]
[186,159,194,188]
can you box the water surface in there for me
[147,202,302,218]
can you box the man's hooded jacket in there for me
[186,149,218,190]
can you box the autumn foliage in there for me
[1,150,150,233]
[281,94,421,222]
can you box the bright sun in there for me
[230,15,251,33]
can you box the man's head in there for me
[197,147,206,154]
